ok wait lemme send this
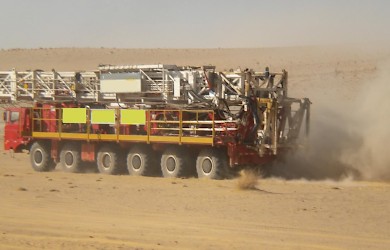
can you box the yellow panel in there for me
[91,109,116,124]
[120,109,146,125]
[62,108,86,124]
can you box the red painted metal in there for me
[227,143,275,167]
[3,107,31,152]
[81,143,95,162]
[51,140,59,162]
[3,103,278,168]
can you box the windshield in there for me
[10,111,19,123]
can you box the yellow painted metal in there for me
[181,137,213,144]
[179,110,183,145]
[257,98,275,110]
[33,131,212,144]
[257,98,272,104]
[149,136,180,143]
[147,110,151,144]
[32,132,60,139]
[88,134,117,140]
[59,133,88,139]
[91,109,116,124]
[118,135,148,141]
[120,109,146,125]
[62,108,86,123]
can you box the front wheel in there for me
[30,141,55,172]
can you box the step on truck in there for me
[1,64,310,179]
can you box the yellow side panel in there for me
[62,108,86,124]
[91,109,116,124]
[120,109,146,125]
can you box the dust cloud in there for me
[268,61,390,181]
[236,169,259,190]
[341,62,390,180]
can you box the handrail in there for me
[31,107,237,144]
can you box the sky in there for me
[0,0,389,49]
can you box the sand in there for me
[1,46,390,249]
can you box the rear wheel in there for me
[30,141,55,172]
[60,143,82,173]
[97,145,124,175]
[196,148,227,179]
[161,147,192,178]
[127,145,155,176]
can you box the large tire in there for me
[161,147,192,178]
[196,148,227,179]
[30,141,55,172]
[60,143,82,173]
[97,145,124,175]
[127,145,155,176]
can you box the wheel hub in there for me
[102,153,112,169]
[34,150,43,165]
[166,156,176,172]
[201,157,213,174]
[131,154,142,170]
[64,152,74,166]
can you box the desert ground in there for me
[1,46,390,249]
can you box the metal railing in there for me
[31,107,239,145]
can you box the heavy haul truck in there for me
[1,64,310,179]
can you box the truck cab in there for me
[3,107,31,152]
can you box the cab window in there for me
[10,111,19,123]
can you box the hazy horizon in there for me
[0,0,389,49]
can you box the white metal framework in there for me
[0,69,99,102]
[0,64,288,104]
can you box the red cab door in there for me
[3,108,31,152]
